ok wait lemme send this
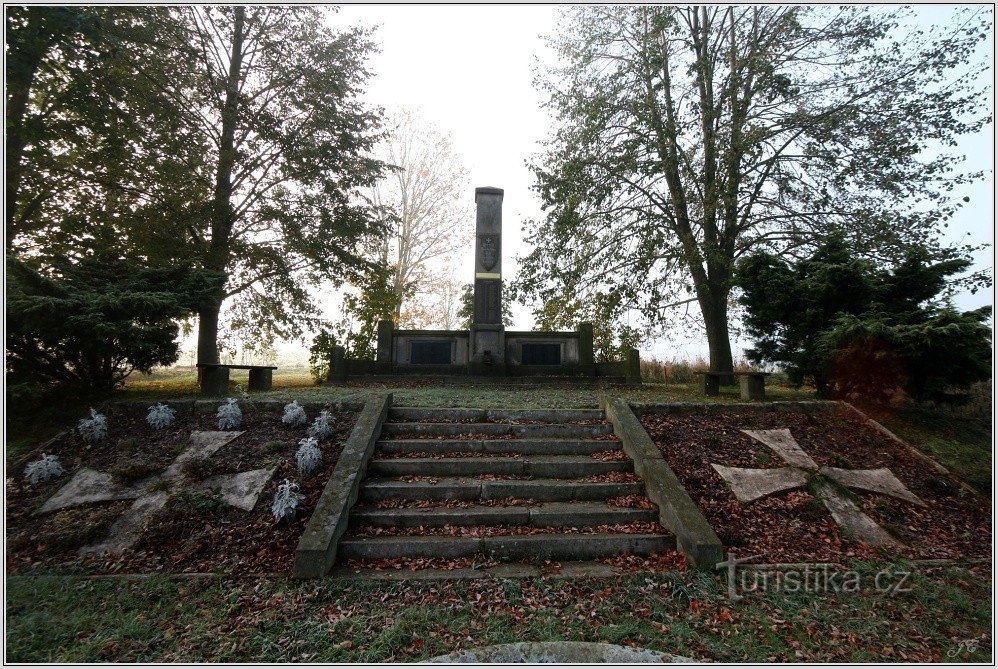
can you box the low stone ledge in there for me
[627,400,840,416]
[293,392,392,578]
[602,396,723,568]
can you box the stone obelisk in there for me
[470,187,504,373]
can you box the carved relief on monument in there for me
[479,234,499,272]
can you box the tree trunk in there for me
[197,6,245,367]
[197,291,224,366]
[5,21,53,248]
[698,285,735,379]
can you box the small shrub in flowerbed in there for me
[640,406,991,563]
[6,403,357,575]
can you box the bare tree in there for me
[369,108,471,327]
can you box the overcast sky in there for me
[275,4,993,364]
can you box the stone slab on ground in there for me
[741,429,818,469]
[78,492,167,555]
[711,427,923,547]
[37,468,152,515]
[814,481,899,546]
[163,430,244,478]
[429,641,693,663]
[200,467,275,511]
[820,466,925,506]
[710,464,808,503]
[39,429,268,557]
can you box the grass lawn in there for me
[6,371,991,662]
[5,561,990,662]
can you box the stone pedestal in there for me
[199,366,229,396]
[738,374,766,401]
[247,368,273,391]
[578,322,595,376]
[470,323,505,374]
[376,320,393,372]
[625,348,642,387]
[328,345,347,384]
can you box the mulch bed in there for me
[7,404,357,575]
[640,406,991,563]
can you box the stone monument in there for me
[334,186,640,385]
[470,186,505,374]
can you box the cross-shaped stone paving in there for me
[36,431,276,555]
[711,429,925,545]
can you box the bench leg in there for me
[740,375,765,401]
[248,368,273,391]
[200,367,230,397]
[701,375,720,396]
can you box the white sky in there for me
[249,4,993,365]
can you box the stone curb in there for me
[380,422,613,438]
[376,438,611,456]
[293,393,392,578]
[628,400,839,416]
[601,395,723,569]
[108,398,366,415]
[367,455,631,478]
[835,401,981,497]
[349,502,655,529]
[338,533,675,561]
[387,407,605,422]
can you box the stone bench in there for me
[694,371,771,400]
[197,363,277,396]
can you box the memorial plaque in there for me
[410,341,452,365]
[521,343,561,365]
[474,278,502,325]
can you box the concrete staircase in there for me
[338,407,674,562]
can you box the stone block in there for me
[642,459,723,568]
[739,374,766,400]
[328,346,346,384]
[247,367,273,391]
[577,322,595,367]
[602,396,722,568]
[625,348,641,386]
[199,366,229,396]
[293,392,392,578]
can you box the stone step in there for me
[359,477,644,503]
[367,456,631,478]
[377,439,617,456]
[338,533,675,561]
[349,502,656,528]
[387,408,605,423]
[381,422,613,439]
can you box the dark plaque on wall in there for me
[410,341,452,365]
[474,278,502,325]
[521,343,561,365]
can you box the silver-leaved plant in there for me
[78,408,108,444]
[295,437,323,476]
[146,402,177,429]
[24,453,65,485]
[217,398,242,430]
[271,478,304,523]
[282,400,307,427]
[307,410,335,441]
